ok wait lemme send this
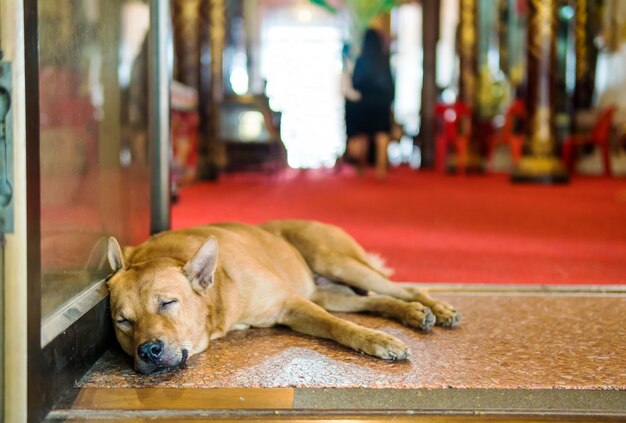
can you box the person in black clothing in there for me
[345,28,395,178]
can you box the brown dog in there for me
[106,220,459,374]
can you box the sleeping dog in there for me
[106,220,460,374]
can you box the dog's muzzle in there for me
[136,340,189,374]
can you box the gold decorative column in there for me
[198,0,227,179]
[209,0,226,103]
[171,0,201,88]
[573,0,600,112]
[511,0,568,183]
[459,0,477,109]
[420,0,440,168]
[498,0,509,75]
[456,0,482,172]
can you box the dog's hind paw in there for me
[403,303,436,331]
[432,302,461,328]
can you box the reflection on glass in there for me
[38,0,151,321]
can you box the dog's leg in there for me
[279,297,410,360]
[312,283,435,331]
[315,257,460,328]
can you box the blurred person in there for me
[345,28,395,179]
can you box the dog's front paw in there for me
[360,331,410,361]
[431,302,461,328]
[403,302,436,331]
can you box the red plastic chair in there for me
[562,106,615,176]
[487,99,525,171]
[435,102,472,173]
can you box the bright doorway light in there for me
[260,14,345,168]
[297,8,313,23]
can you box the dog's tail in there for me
[365,253,394,277]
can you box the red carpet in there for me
[173,167,626,285]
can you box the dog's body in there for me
[107,220,459,374]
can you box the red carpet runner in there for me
[173,167,626,285]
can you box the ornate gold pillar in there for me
[498,0,509,75]
[511,0,568,183]
[573,0,601,112]
[171,0,201,88]
[172,0,226,180]
[459,0,477,109]
[198,0,226,179]
[456,0,482,172]
[420,0,440,168]
[209,0,225,103]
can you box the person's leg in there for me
[374,132,390,179]
[346,134,368,174]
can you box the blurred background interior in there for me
[30,0,626,312]
[4,0,626,420]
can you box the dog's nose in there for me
[137,340,164,364]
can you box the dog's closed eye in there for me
[159,299,178,311]
[116,317,133,327]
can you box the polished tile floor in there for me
[79,293,626,391]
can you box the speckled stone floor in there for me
[78,294,626,390]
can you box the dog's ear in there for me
[107,237,127,273]
[184,236,218,293]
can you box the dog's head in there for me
[106,236,218,374]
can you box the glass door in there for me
[24,0,170,420]
[37,0,152,343]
